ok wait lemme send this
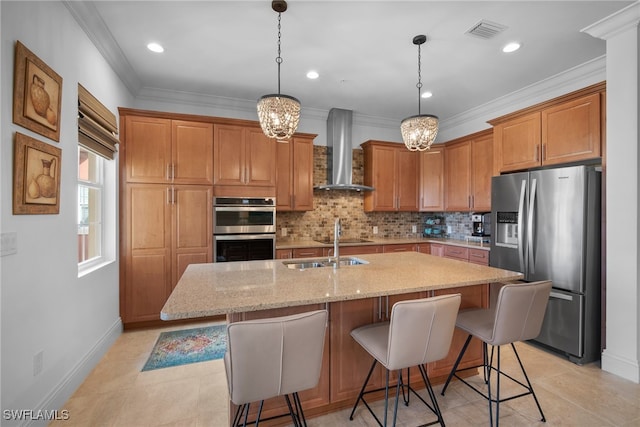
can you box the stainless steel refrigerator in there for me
[490,164,601,364]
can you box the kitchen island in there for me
[161,251,522,424]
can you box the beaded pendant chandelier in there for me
[257,0,300,140]
[400,35,439,151]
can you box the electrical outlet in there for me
[411,225,417,233]
[373,226,379,234]
[447,225,452,235]
[33,351,43,376]
[281,228,287,237]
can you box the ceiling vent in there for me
[466,20,508,39]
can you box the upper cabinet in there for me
[124,116,213,185]
[491,84,604,174]
[444,130,493,212]
[276,134,316,211]
[419,146,444,211]
[213,124,277,196]
[361,140,418,212]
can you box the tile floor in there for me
[52,320,640,427]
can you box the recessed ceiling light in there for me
[147,42,164,53]
[421,91,433,99]
[306,70,319,79]
[502,42,521,53]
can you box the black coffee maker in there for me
[471,212,491,237]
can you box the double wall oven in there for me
[213,197,276,262]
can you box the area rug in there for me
[142,325,227,371]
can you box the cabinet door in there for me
[383,243,417,253]
[125,116,172,183]
[364,144,397,211]
[291,136,314,210]
[416,243,431,254]
[430,243,445,257]
[245,128,277,187]
[275,249,293,259]
[445,141,472,211]
[470,133,493,211]
[172,121,213,185]
[337,245,383,256]
[419,147,444,211]
[293,247,324,258]
[494,112,541,173]
[276,140,293,210]
[330,298,384,402]
[124,184,172,322]
[428,284,488,378]
[213,124,245,185]
[396,149,419,211]
[468,248,489,265]
[443,246,469,261]
[542,93,601,166]
[172,185,212,287]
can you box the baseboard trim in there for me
[601,348,640,383]
[25,318,123,427]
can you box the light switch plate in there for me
[1,232,17,256]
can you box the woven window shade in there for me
[78,84,119,159]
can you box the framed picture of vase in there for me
[13,132,62,215]
[13,41,62,142]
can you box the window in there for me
[78,146,104,266]
[76,84,118,275]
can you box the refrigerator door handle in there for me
[518,179,527,272]
[528,178,537,274]
[550,291,574,301]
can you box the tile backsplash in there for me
[277,146,477,241]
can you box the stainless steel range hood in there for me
[314,108,374,192]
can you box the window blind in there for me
[78,84,119,160]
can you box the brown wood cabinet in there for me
[419,146,445,211]
[416,243,431,254]
[124,116,213,185]
[276,135,316,211]
[492,84,604,174]
[293,247,324,258]
[444,130,493,212]
[362,140,419,212]
[123,183,212,323]
[382,243,417,253]
[213,124,276,195]
[120,111,214,326]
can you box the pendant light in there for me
[257,0,300,140]
[400,35,439,151]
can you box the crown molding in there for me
[581,1,640,40]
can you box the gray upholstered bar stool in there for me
[441,280,552,427]
[224,309,327,427]
[349,294,461,427]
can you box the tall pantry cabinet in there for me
[120,112,213,325]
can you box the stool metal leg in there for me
[441,334,473,395]
[349,359,378,422]
[511,343,546,422]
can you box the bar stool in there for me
[349,294,462,427]
[441,280,552,426]
[224,309,328,427]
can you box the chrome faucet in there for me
[333,218,341,267]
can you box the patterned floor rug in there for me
[142,325,227,371]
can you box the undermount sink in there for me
[314,238,373,244]
[283,257,369,270]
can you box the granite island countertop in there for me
[161,251,521,320]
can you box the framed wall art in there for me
[13,41,63,142]
[13,132,62,215]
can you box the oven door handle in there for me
[214,206,276,212]
[213,234,276,241]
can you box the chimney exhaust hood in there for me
[314,108,374,192]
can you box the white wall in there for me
[584,2,640,383]
[0,1,133,423]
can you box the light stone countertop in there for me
[275,237,491,250]
[161,252,521,320]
